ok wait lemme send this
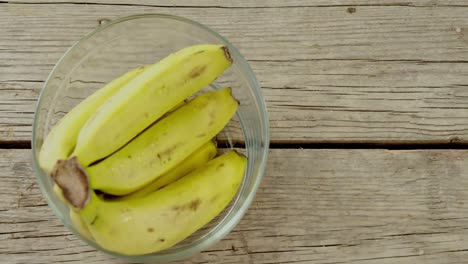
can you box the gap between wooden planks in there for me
[1,148,468,264]
[1,2,468,144]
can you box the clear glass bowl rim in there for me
[31,13,270,262]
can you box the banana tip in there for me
[226,87,240,106]
[233,149,247,159]
[234,97,241,106]
[222,46,233,63]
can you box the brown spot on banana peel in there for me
[157,144,179,160]
[147,228,154,233]
[90,215,99,225]
[189,199,201,211]
[221,46,233,63]
[172,198,202,212]
[189,65,207,79]
[51,157,90,209]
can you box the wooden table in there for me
[2,1,468,263]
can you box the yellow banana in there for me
[53,184,93,239]
[56,151,246,255]
[39,66,147,174]
[123,140,217,200]
[72,44,232,167]
[54,139,216,237]
[53,88,237,196]
[69,209,93,240]
[53,183,66,202]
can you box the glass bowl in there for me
[32,14,269,262]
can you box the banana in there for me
[53,183,66,202]
[90,88,237,195]
[54,141,215,239]
[72,44,233,167]
[52,184,93,239]
[53,88,238,196]
[39,66,147,174]
[69,209,93,240]
[54,151,247,255]
[123,140,217,200]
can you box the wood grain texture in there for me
[1,1,468,144]
[2,148,468,264]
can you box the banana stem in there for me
[51,157,90,209]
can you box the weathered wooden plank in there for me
[2,149,468,263]
[2,4,468,68]
[1,3,468,144]
[0,81,39,142]
[4,60,468,143]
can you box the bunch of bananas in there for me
[39,44,247,255]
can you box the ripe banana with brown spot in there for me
[52,88,238,198]
[52,184,93,239]
[123,140,217,200]
[54,151,247,255]
[71,44,232,167]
